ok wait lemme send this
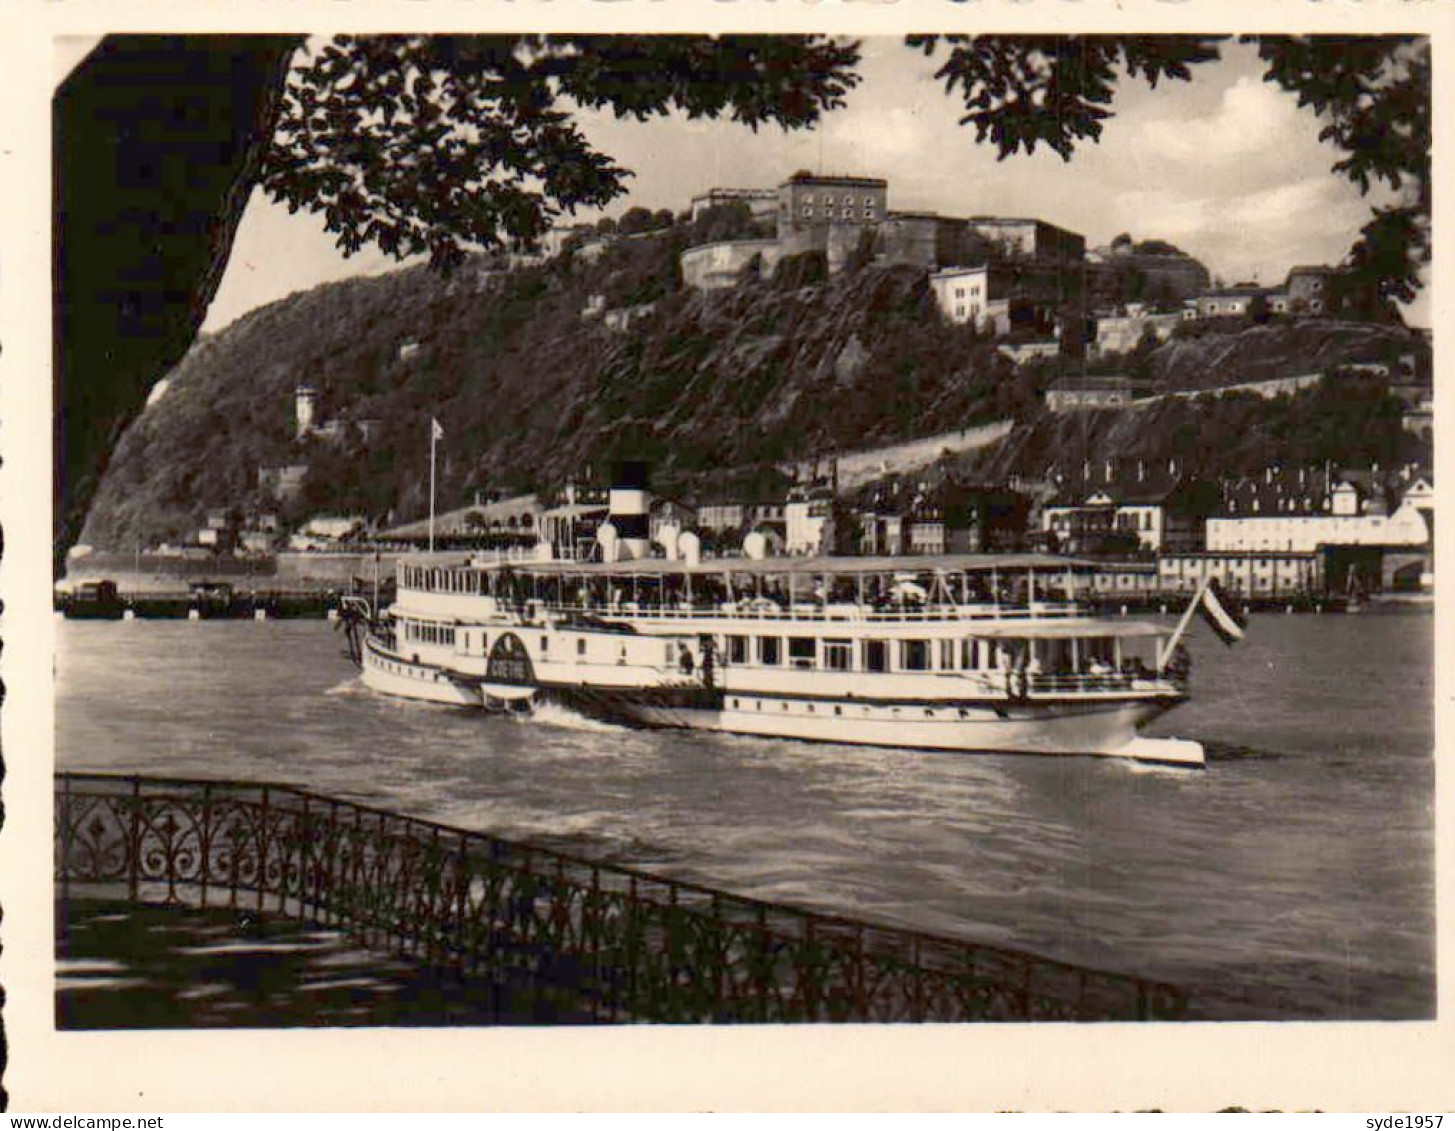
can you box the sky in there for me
[201,36,1427,332]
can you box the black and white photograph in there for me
[4,2,1451,1112]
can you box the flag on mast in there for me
[428,416,443,553]
[1197,578,1247,645]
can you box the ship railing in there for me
[395,572,1089,623]
[1026,672,1175,695]
[55,772,1188,1023]
[514,600,1085,624]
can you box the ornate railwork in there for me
[56,772,1186,1022]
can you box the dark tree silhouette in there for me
[55,34,860,559]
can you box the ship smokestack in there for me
[606,459,652,561]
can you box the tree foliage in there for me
[260,33,1427,292]
[261,34,861,270]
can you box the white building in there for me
[1159,552,1323,596]
[785,494,833,555]
[929,266,991,327]
[1205,505,1429,553]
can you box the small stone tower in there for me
[295,384,319,439]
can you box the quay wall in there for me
[63,552,419,595]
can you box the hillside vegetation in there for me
[81,222,1428,549]
[970,372,1428,485]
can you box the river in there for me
[54,609,1435,1020]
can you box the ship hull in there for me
[361,636,483,708]
[551,686,1200,765]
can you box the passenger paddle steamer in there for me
[353,552,1221,766]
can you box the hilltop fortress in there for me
[679,171,1089,287]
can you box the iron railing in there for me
[56,772,1186,1023]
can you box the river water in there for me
[55,610,1435,1020]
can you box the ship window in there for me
[540,635,548,653]
[863,639,888,672]
[834,706,842,716]
[939,639,955,670]
[823,639,852,671]
[727,635,748,664]
[758,636,781,665]
[733,698,740,708]
[788,637,817,668]
[900,640,930,671]
[577,638,586,656]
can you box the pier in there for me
[56,772,1187,1024]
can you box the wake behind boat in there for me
[350,552,1239,767]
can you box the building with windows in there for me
[1284,265,1337,314]
[1205,507,1430,553]
[1201,465,1431,593]
[1040,459,1217,554]
[784,489,836,556]
[928,266,993,328]
[777,172,889,236]
[1158,551,1324,596]
[1195,286,1268,319]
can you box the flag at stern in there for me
[1198,578,1247,645]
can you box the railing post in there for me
[127,775,141,903]
[755,904,769,1024]
[455,832,469,976]
[199,782,211,909]
[853,926,867,1021]
[59,774,72,906]
[427,825,442,966]
[589,866,602,1022]
[257,785,269,915]
[298,792,311,922]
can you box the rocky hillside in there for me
[82,237,1033,548]
[1141,319,1417,389]
[968,371,1428,486]
[80,222,1430,549]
